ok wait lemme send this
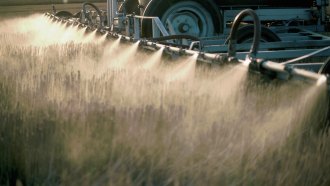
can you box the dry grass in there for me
[0,14,329,186]
[0,2,106,20]
[0,0,105,6]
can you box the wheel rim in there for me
[161,1,214,37]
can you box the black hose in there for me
[319,57,330,133]
[325,94,330,134]
[228,9,261,60]
[82,2,104,29]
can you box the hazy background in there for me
[0,0,105,6]
[0,0,107,19]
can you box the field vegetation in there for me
[0,13,329,186]
[0,2,107,20]
[0,0,105,6]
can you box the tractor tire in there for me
[237,25,281,43]
[140,0,222,38]
[55,11,73,19]
[119,0,140,14]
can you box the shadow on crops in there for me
[0,80,63,185]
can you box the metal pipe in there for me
[107,0,117,29]
[261,61,286,73]
[290,68,322,81]
[260,60,325,83]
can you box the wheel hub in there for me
[160,1,215,37]
[165,12,200,35]
[179,24,189,33]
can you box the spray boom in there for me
[45,5,330,86]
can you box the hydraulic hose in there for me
[228,9,261,60]
[82,2,104,29]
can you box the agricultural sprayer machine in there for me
[45,0,330,130]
